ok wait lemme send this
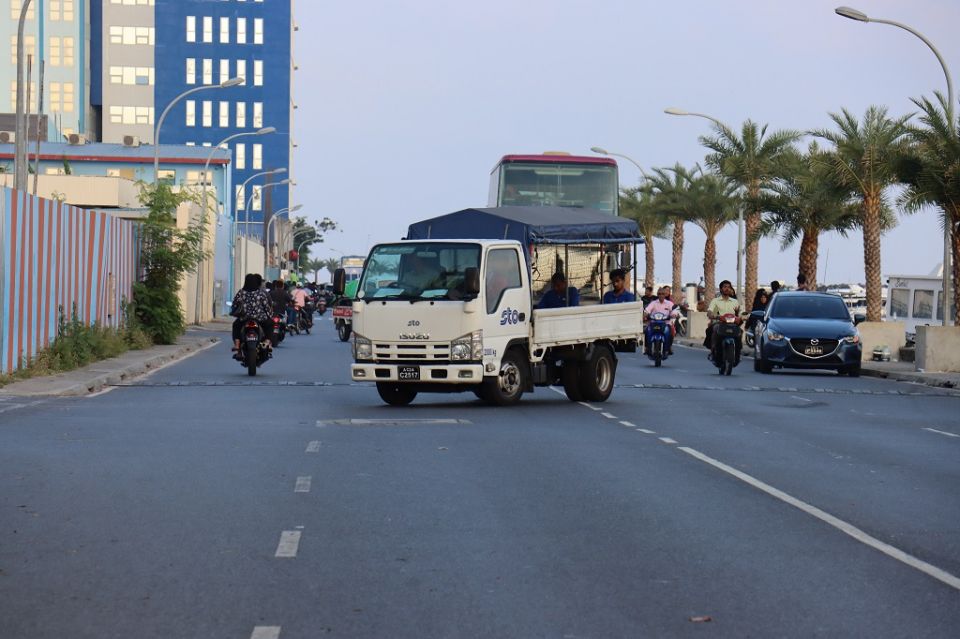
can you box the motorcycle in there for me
[317,296,327,316]
[300,302,315,334]
[237,319,272,376]
[711,313,742,376]
[268,314,286,347]
[645,311,674,367]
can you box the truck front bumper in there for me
[352,363,484,384]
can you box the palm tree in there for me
[813,106,912,322]
[700,120,801,310]
[647,164,697,296]
[320,257,341,281]
[757,142,861,290]
[676,171,740,300]
[898,92,960,325]
[302,258,327,282]
[620,184,670,288]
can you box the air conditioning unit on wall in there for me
[122,135,141,147]
[67,133,87,145]
[0,131,15,143]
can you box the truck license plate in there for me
[804,345,823,356]
[398,366,420,381]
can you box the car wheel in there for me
[846,363,861,378]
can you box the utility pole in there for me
[33,59,43,195]
[14,0,33,191]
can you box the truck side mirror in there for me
[333,268,346,295]
[464,267,480,296]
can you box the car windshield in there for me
[357,243,481,301]
[769,296,850,321]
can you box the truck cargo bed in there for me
[532,303,644,347]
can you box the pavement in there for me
[675,335,960,391]
[0,321,227,398]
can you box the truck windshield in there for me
[358,243,481,301]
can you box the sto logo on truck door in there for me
[500,307,522,325]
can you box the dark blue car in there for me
[753,292,864,376]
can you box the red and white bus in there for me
[488,152,619,216]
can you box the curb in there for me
[0,336,220,398]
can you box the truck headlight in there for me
[451,330,482,361]
[353,334,372,360]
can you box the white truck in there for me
[334,206,645,406]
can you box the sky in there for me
[294,0,959,286]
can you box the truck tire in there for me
[561,362,584,402]
[482,348,527,406]
[579,345,615,402]
[337,321,351,342]
[376,382,417,406]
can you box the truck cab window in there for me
[485,248,522,313]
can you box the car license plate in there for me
[804,345,823,356]
[398,366,420,381]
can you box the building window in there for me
[252,185,262,211]
[235,143,245,170]
[237,18,247,44]
[219,101,229,127]
[109,105,123,123]
[253,60,263,86]
[49,0,74,21]
[236,60,247,85]
[10,34,36,65]
[252,143,263,170]
[186,16,196,42]
[10,81,36,111]
[50,37,62,66]
[202,100,212,127]
[110,0,155,4]
[186,100,196,126]
[253,102,263,128]
[110,66,154,85]
[63,37,74,67]
[236,102,246,127]
[219,59,229,84]
[220,16,230,43]
[157,169,176,185]
[10,1,35,20]
[185,58,196,84]
[254,18,263,44]
[186,170,211,185]
[236,185,245,211]
[203,16,213,43]
[202,58,213,85]
[111,26,154,45]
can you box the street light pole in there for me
[264,204,303,274]
[14,0,32,191]
[231,168,286,281]
[664,107,745,301]
[240,178,290,275]
[835,6,954,326]
[153,77,244,183]
[296,238,319,279]
[590,146,649,179]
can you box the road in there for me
[1,315,959,638]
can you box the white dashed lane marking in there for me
[679,446,960,592]
[619,421,636,427]
[636,428,656,434]
[294,476,311,493]
[305,441,321,453]
[250,626,281,639]
[578,402,603,411]
[659,437,678,445]
[924,427,960,438]
[275,531,302,558]
[601,412,617,419]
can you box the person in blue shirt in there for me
[602,268,637,304]
[537,272,579,309]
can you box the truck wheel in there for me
[376,383,417,406]
[482,349,527,406]
[561,362,584,402]
[579,345,616,402]
[337,322,351,342]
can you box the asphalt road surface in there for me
[2,315,959,638]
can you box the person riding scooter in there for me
[703,280,742,360]
[643,286,680,356]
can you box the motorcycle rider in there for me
[703,279,741,359]
[290,281,310,327]
[643,286,679,356]
[270,279,292,316]
[231,273,274,356]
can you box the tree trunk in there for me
[862,194,883,322]
[672,218,684,298]
[798,227,819,291]
[645,232,655,290]
[744,183,760,313]
[703,234,716,307]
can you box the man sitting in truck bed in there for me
[602,268,636,304]
[537,272,580,309]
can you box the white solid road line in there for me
[679,446,960,592]
[250,626,281,639]
[600,412,617,419]
[619,420,636,427]
[924,427,960,439]
[659,437,678,445]
[635,428,656,434]
[305,440,321,453]
[294,476,311,493]
[275,531,302,558]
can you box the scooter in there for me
[645,311,673,367]
[268,314,286,347]
[317,296,327,316]
[237,319,272,376]
[711,313,742,376]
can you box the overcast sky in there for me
[295,0,958,285]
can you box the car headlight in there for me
[843,333,860,344]
[765,329,785,342]
[353,333,372,360]
[451,330,483,361]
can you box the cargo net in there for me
[531,244,612,306]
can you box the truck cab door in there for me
[483,247,531,355]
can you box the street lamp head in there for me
[835,6,870,21]
[590,146,609,155]
[220,76,244,88]
[269,167,287,175]
[290,204,303,212]
[664,107,690,116]
[256,126,277,135]
[277,178,292,185]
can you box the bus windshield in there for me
[358,243,481,301]
[497,162,618,214]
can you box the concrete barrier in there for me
[915,326,960,372]
[857,321,905,362]
[687,311,708,341]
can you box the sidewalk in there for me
[0,333,221,398]
[674,336,960,391]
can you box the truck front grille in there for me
[373,342,451,362]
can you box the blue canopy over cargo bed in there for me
[405,206,642,245]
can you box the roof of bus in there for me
[496,154,617,167]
